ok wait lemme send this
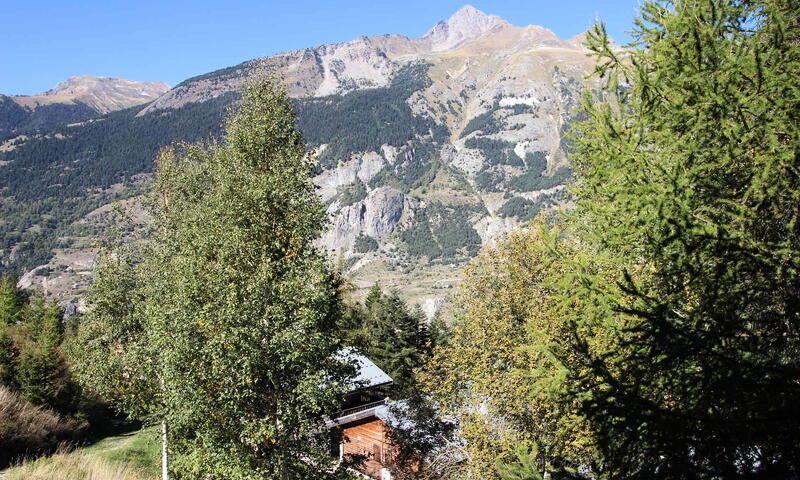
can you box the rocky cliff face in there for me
[11,5,603,314]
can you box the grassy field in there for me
[2,427,160,480]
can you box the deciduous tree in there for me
[71,76,355,480]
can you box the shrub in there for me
[0,385,79,467]
[353,233,379,253]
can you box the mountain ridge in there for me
[1,5,602,314]
[0,76,170,135]
[7,75,170,113]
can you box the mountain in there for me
[1,6,601,313]
[424,4,508,51]
[0,76,169,134]
[39,76,170,113]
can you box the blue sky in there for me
[1,0,641,95]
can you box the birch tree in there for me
[71,77,355,479]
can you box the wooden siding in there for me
[341,417,392,479]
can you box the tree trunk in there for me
[161,418,169,480]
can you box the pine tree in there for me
[364,290,425,395]
[15,295,65,409]
[560,0,800,477]
[0,275,24,326]
[16,346,58,406]
[0,330,17,387]
[427,309,451,350]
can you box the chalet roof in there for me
[338,347,393,391]
[326,399,414,430]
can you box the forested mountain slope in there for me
[0,5,599,311]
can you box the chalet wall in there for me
[341,417,392,479]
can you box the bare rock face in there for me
[423,5,509,51]
[41,76,170,113]
[319,187,417,252]
[314,151,385,202]
[138,33,431,115]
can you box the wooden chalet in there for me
[328,349,399,480]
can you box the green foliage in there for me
[0,64,449,273]
[475,169,505,192]
[16,346,59,406]
[0,94,236,272]
[0,95,234,204]
[420,225,600,480]
[0,330,18,386]
[357,287,429,396]
[460,110,503,138]
[296,63,437,170]
[0,279,122,457]
[303,283,454,478]
[0,97,98,135]
[0,275,24,326]
[465,137,523,167]
[554,0,800,477]
[497,197,543,222]
[497,445,546,480]
[508,166,571,192]
[368,141,443,193]
[71,77,354,479]
[353,233,378,253]
[400,201,483,260]
[338,179,367,206]
[460,104,536,139]
[427,310,451,350]
[524,151,547,172]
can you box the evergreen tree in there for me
[15,346,59,406]
[364,290,425,395]
[427,309,451,350]
[559,0,800,477]
[0,276,23,388]
[0,275,24,326]
[14,295,67,410]
[0,330,17,387]
[364,283,384,313]
[72,76,354,479]
[22,293,63,348]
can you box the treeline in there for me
[6,2,799,479]
[400,201,484,260]
[0,62,450,273]
[0,276,128,466]
[296,63,441,170]
[0,94,236,272]
[0,96,98,136]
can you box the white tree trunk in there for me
[161,418,169,480]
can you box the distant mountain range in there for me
[1,5,603,314]
[0,76,169,135]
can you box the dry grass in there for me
[5,450,150,480]
[0,386,78,466]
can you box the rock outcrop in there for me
[320,187,417,252]
[9,76,170,114]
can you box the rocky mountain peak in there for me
[42,75,170,113]
[424,5,509,51]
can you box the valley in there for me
[0,5,598,313]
